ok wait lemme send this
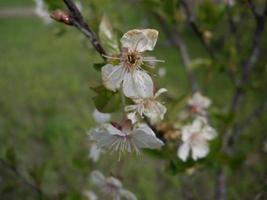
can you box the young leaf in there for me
[92,89,121,113]
[99,15,120,55]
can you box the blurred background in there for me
[0,0,266,199]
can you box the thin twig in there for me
[153,12,198,92]
[0,158,43,199]
[180,0,215,60]
[60,0,107,60]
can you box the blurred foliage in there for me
[0,0,267,199]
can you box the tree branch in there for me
[180,0,215,60]
[0,158,43,199]
[153,12,198,92]
[52,0,107,60]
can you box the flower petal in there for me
[145,102,166,124]
[120,189,137,200]
[102,64,125,91]
[192,140,209,161]
[89,143,102,162]
[154,88,167,98]
[131,124,164,149]
[121,29,158,52]
[177,143,190,162]
[91,170,106,187]
[92,109,111,124]
[123,70,153,98]
[202,126,217,140]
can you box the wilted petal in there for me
[92,109,111,124]
[191,141,209,161]
[121,29,158,52]
[154,88,167,98]
[120,189,137,200]
[102,64,125,91]
[126,111,139,124]
[123,70,153,98]
[131,124,164,149]
[145,102,166,125]
[177,143,190,162]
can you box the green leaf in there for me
[44,0,64,11]
[92,89,121,113]
[93,63,106,71]
[99,15,120,55]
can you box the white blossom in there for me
[84,190,98,200]
[90,122,164,157]
[177,117,217,162]
[102,29,164,98]
[89,143,102,162]
[34,0,52,24]
[125,88,167,124]
[92,109,111,124]
[91,170,137,200]
[187,92,211,116]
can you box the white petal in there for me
[177,143,190,162]
[83,190,98,200]
[123,71,153,98]
[181,125,194,142]
[91,170,106,187]
[192,141,209,161]
[89,143,102,162]
[90,125,124,149]
[154,88,167,98]
[145,102,166,124]
[106,177,122,189]
[92,109,111,124]
[131,124,164,149]
[102,64,125,91]
[120,29,158,52]
[202,126,217,140]
[120,189,137,200]
[127,111,139,124]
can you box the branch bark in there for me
[153,12,199,92]
[53,0,107,60]
[180,0,215,60]
[0,158,43,199]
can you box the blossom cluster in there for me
[89,29,167,159]
[177,92,217,161]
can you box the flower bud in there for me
[50,10,72,25]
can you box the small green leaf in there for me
[93,63,106,71]
[99,15,120,55]
[93,89,121,113]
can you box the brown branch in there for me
[153,12,198,92]
[0,158,43,199]
[180,0,215,60]
[51,0,107,60]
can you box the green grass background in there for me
[0,0,266,200]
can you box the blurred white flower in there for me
[91,170,137,200]
[158,67,166,77]
[92,109,111,124]
[187,92,211,116]
[125,88,167,124]
[102,29,164,98]
[177,117,217,162]
[84,190,98,200]
[34,0,52,24]
[89,143,102,163]
[90,122,164,157]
